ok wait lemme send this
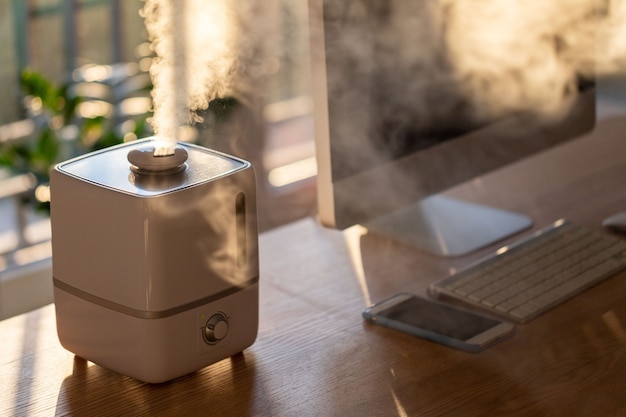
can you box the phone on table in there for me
[362,293,514,352]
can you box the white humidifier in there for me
[50,137,259,383]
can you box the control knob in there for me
[203,312,229,344]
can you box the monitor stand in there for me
[365,195,532,257]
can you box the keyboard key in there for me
[428,220,626,323]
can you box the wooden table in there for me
[3,117,626,416]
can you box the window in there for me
[1,0,146,125]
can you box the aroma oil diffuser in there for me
[50,137,259,383]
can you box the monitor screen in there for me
[309,0,596,255]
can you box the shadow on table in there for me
[55,351,267,416]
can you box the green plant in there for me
[0,70,76,183]
[0,68,151,211]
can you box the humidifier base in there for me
[53,281,258,383]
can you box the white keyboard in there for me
[428,220,626,323]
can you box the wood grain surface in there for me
[2,117,626,416]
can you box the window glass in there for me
[0,2,20,123]
[120,1,149,62]
[33,0,62,8]
[29,14,66,84]
[76,4,113,66]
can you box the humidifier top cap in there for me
[127,142,189,175]
[56,137,249,197]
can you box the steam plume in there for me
[141,0,277,152]
[444,0,626,120]
[319,0,626,167]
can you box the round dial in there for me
[203,312,229,344]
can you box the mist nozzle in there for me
[128,143,188,175]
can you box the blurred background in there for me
[0,0,318,319]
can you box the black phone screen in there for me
[378,296,501,340]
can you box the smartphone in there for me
[362,293,514,352]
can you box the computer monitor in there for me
[309,0,596,256]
